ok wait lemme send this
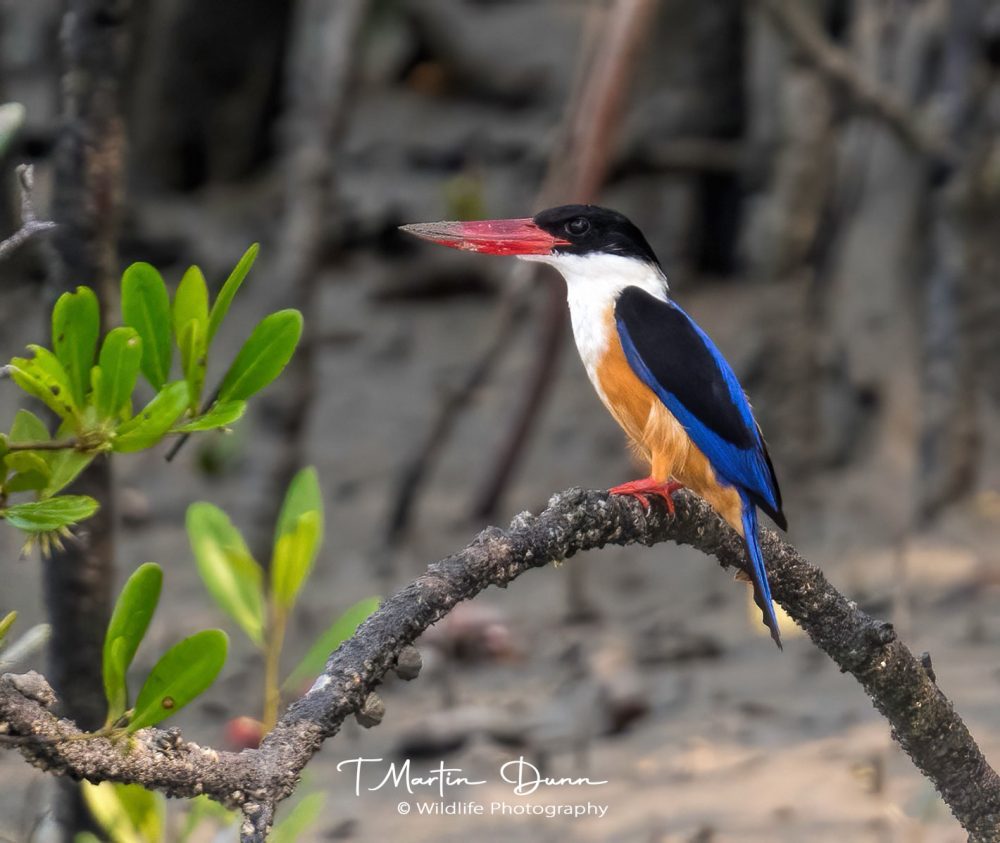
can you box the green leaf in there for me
[121,263,172,390]
[271,467,323,609]
[52,286,100,408]
[0,611,16,647]
[173,266,209,339]
[94,327,142,421]
[274,466,323,539]
[5,451,51,480]
[271,792,325,843]
[6,468,46,494]
[127,629,228,733]
[9,409,50,444]
[186,503,265,646]
[170,400,246,433]
[114,783,165,843]
[217,309,302,403]
[113,382,189,453]
[9,345,78,421]
[272,514,321,608]
[178,795,238,843]
[5,471,48,493]
[208,243,259,344]
[2,495,98,532]
[5,411,55,492]
[284,596,379,690]
[81,781,165,843]
[178,320,206,411]
[103,563,162,724]
[43,449,95,498]
[173,267,209,410]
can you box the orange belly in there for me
[594,325,744,535]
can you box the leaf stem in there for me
[5,438,79,452]
[262,602,286,732]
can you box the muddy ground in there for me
[1,1,1000,840]
[1,252,999,842]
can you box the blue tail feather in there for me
[740,497,782,649]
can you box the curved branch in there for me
[1,488,998,841]
[0,165,56,261]
[0,677,254,806]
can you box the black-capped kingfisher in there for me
[401,205,787,648]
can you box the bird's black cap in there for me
[532,204,660,266]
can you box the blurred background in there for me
[1,0,1000,840]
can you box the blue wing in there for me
[614,286,785,528]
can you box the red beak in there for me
[399,218,569,256]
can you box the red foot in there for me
[609,478,684,513]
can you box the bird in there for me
[400,204,787,647]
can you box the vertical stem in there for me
[262,602,286,733]
[45,1,129,838]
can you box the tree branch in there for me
[0,488,998,840]
[0,165,56,261]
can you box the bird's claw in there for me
[631,491,653,512]
[609,478,683,514]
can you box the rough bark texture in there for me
[1,488,998,841]
[44,0,129,836]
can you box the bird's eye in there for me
[566,217,590,236]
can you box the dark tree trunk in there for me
[44,0,129,837]
[129,0,292,191]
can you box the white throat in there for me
[519,252,668,399]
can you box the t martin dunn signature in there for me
[336,756,609,798]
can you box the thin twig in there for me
[5,439,79,452]
[1,488,998,840]
[0,165,56,262]
[240,802,274,843]
[164,386,219,462]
